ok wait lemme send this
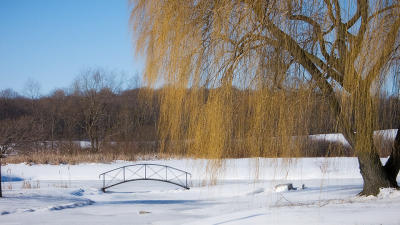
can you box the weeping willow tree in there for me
[130,0,400,195]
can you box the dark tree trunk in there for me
[90,136,95,152]
[358,151,392,195]
[95,137,99,152]
[357,127,400,195]
[384,126,400,187]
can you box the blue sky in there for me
[0,0,143,95]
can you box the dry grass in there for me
[374,135,395,157]
[4,151,180,165]
[301,139,354,157]
[21,180,40,189]
[3,136,395,165]
[5,152,133,165]
[4,141,158,164]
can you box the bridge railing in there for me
[99,163,192,191]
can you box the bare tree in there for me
[23,78,41,100]
[131,0,400,195]
[73,68,122,152]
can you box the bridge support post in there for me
[123,167,125,182]
[102,175,105,192]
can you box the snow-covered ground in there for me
[1,157,400,225]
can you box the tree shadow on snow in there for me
[1,175,24,182]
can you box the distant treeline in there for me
[0,72,399,161]
[0,87,159,151]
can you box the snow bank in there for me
[310,129,398,146]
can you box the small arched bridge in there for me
[99,164,192,192]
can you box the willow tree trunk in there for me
[357,127,400,195]
[345,88,400,196]
[384,125,400,187]
[358,151,392,195]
